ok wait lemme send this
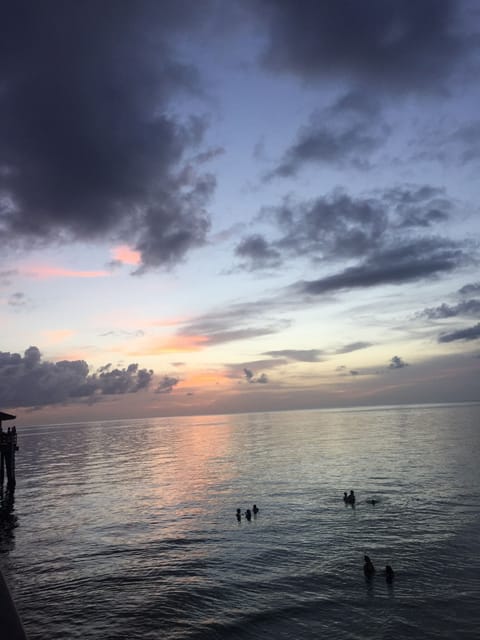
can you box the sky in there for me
[1,0,479,425]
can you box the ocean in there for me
[1,404,479,639]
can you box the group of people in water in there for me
[236,504,259,522]
[343,490,378,507]
[364,555,395,583]
[235,495,395,583]
[344,490,395,582]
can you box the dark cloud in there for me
[254,0,475,93]
[268,92,388,178]
[389,355,408,369]
[0,2,215,270]
[382,185,452,228]
[243,367,254,381]
[235,234,282,270]
[155,376,179,394]
[421,299,480,319]
[335,341,372,354]
[243,367,269,384]
[0,346,154,408]
[263,349,324,362]
[450,121,480,163]
[438,323,480,342]
[459,282,480,295]
[236,185,456,272]
[297,237,464,296]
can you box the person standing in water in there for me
[385,565,395,583]
[364,555,375,578]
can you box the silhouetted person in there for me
[364,555,375,578]
[236,508,241,522]
[245,509,252,521]
[348,490,355,504]
[385,565,395,583]
[253,504,259,515]
[343,492,348,502]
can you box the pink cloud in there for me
[111,245,141,265]
[23,265,110,279]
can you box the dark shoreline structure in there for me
[0,411,18,490]
[0,410,28,639]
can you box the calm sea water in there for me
[1,404,480,639]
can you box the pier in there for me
[0,411,27,638]
[0,411,18,490]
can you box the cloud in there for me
[335,342,373,354]
[235,185,457,272]
[268,92,388,178]
[100,329,145,339]
[0,2,215,271]
[0,346,154,408]
[254,0,475,93]
[262,349,324,362]
[0,270,17,286]
[381,185,452,228]
[421,299,480,319]
[297,237,464,296]
[155,376,180,394]
[459,282,480,295]
[22,266,110,279]
[8,292,28,309]
[176,303,292,347]
[389,355,408,369]
[235,234,282,270]
[243,367,269,384]
[438,323,480,342]
[110,246,141,266]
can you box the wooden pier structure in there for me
[0,411,18,490]
[0,411,26,639]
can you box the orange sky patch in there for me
[42,329,75,344]
[181,370,231,388]
[150,316,189,328]
[111,245,141,265]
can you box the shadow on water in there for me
[0,488,17,554]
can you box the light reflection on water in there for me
[1,404,480,639]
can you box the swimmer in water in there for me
[364,555,375,578]
[253,504,259,515]
[236,508,241,522]
[245,509,252,521]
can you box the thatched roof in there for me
[0,411,16,421]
